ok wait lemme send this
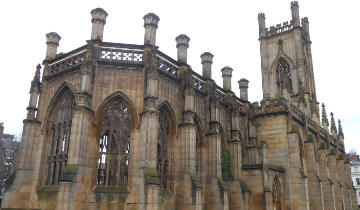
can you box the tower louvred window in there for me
[46,89,74,185]
[97,96,131,186]
[276,59,292,93]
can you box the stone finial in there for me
[330,112,337,136]
[221,66,233,91]
[238,78,249,101]
[200,52,213,79]
[301,17,310,40]
[321,103,329,130]
[143,13,160,46]
[28,64,42,119]
[30,64,41,94]
[45,32,61,60]
[90,8,108,41]
[290,1,300,27]
[258,13,266,38]
[175,34,190,63]
[338,119,344,139]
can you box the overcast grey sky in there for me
[0,0,359,152]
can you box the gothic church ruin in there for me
[2,2,357,209]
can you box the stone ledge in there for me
[93,185,129,194]
[37,185,59,193]
[58,164,78,183]
[143,167,160,185]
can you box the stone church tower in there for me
[2,2,356,210]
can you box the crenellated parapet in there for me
[266,21,294,37]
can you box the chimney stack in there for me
[143,13,160,46]
[238,78,249,101]
[90,8,108,41]
[201,52,214,79]
[175,34,190,63]
[221,66,233,91]
[45,32,61,60]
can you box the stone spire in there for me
[338,119,344,139]
[330,112,337,136]
[321,103,329,131]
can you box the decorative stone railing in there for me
[100,47,144,64]
[156,54,179,78]
[290,104,305,123]
[266,20,294,37]
[192,75,205,92]
[48,50,86,76]
[307,116,316,131]
[215,88,226,104]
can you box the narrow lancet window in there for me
[157,111,169,190]
[273,176,282,210]
[46,89,74,185]
[276,59,292,93]
[97,96,131,186]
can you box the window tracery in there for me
[276,59,292,93]
[97,96,131,186]
[46,89,74,185]
[157,110,169,190]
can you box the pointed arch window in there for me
[97,96,131,186]
[276,59,292,93]
[46,89,74,185]
[157,110,169,190]
[273,176,282,210]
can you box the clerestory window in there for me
[97,96,131,186]
[46,89,74,185]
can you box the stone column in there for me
[304,138,324,210]
[143,13,160,46]
[287,132,309,209]
[90,8,108,41]
[203,117,222,209]
[229,105,242,179]
[201,52,213,79]
[328,150,342,210]
[221,66,233,91]
[142,43,161,210]
[238,78,249,101]
[45,32,61,60]
[318,148,336,210]
[176,34,190,64]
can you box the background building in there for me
[348,152,360,208]
[0,123,20,207]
